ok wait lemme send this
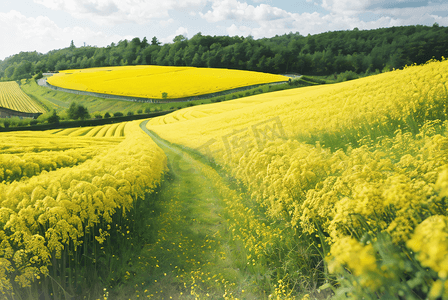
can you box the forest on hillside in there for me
[0,24,447,81]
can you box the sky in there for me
[1,0,447,61]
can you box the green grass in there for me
[110,122,327,300]
[112,123,253,299]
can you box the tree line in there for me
[0,24,447,81]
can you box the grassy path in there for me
[112,121,256,299]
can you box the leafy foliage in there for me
[67,102,90,120]
[47,109,60,124]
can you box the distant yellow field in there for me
[46,66,288,99]
[0,81,45,113]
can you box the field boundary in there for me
[38,77,288,103]
[0,106,43,119]
[0,110,174,132]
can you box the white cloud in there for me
[226,24,252,36]
[0,10,131,60]
[33,0,209,25]
[201,1,327,37]
[225,11,326,38]
[321,0,448,18]
[159,18,175,27]
[200,0,290,22]
[321,0,370,15]
[3,0,446,60]
[224,10,419,39]
[319,0,448,29]
[176,26,189,36]
[203,0,448,40]
[373,4,448,19]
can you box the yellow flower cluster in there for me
[407,215,448,299]
[47,66,288,99]
[146,58,448,294]
[327,236,379,288]
[0,121,167,295]
[0,81,45,113]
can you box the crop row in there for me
[0,82,45,113]
[51,122,127,138]
[0,121,167,299]
[0,131,122,183]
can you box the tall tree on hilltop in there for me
[151,36,161,46]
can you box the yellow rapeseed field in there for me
[2,58,447,299]
[147,59,448,298]
[46,65,288,99]
[0,81,45,113]
[0,121,167,298]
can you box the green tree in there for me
[67,102,89,120]
[125,37,141,64]
[156,45,170,65]
[168,42,185,66]
[68,102,78,119]
[93,48,107,67]
[34,71,43,80]
[173,34,187,43]
[141,37,149,48]
[80,56,90,69]
[4,65,15,79]
[151,36,161,46]
[76,105,90,120]
[47,110,60,124]
[12,61,33,80]
[183,45,196,66]
[34,61,46,73]
[55,59,68,71]
[220,47,233,68]
[192,52,204,67]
